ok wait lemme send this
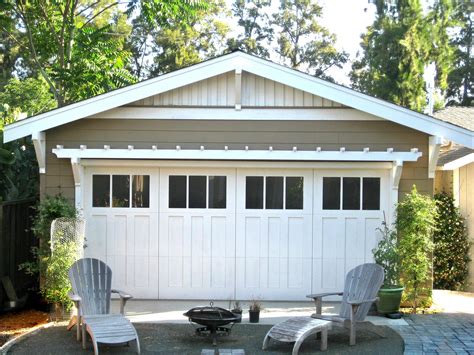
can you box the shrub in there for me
[19,195,77,308]
[397,186,437,313]
[373,217,401,287]
[433,192,471,290]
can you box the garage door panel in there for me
[365,218,382,262]
[109,215,126,255]
[86,215,107,258]
[134,215,150,256]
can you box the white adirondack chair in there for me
[307,263,385,346]
[68,258,140,354]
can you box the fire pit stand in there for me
[183,301,242,346]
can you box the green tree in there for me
[446,1,473,106]
[150,1,229,75]
[433,192,471,290]
[0,0,207,106]
[227,0,273,58]
[272,0,348,80]
[397,186,437,313]
[351,0,457,112]
[0,78,55,201]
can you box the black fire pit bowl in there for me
[184,302,241,346]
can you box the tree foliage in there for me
[272,0,348,80]
[433,192,471,290]
[0,0,207,106]
[227,0,274,58]
[350,0,457,112]
[150,0,229,75]
[446,1,473,106]
[397,186,437,313]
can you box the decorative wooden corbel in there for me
[428,136,443,178]
[32,131,46,174]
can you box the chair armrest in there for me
[111,289,132,315]
[111,289,133,300]
[306,292,343,300]
[68,292,82,303]
[346,297,378,306]
[307,292,343,315]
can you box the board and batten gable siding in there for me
[43,118,431,201]
[127,72,344,108]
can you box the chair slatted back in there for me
[339,263,384,322]
[69,258,112,316]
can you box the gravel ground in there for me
[8,321,403,354]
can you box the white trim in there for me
[390,160,404,222]
[439,153,474,170]
[89,107,381,121]
[235,69,242,111]
[31,131,46,174]
[52,147,422,163]
[453,168,460,207]
[80,159,394,169]
[428,136,443,178]
[4,52,474,147]
[70,157,83,211]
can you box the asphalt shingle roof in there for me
[434,106,474,132]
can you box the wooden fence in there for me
[0,198,38,307]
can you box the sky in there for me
[224,0,377,85]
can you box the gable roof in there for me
[4,51,474,148]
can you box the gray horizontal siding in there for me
[44,119,431,201]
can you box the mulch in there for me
[8,321,404,354]
[0,309,49,346]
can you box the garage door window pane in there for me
[169,175,186,208]
[343,177,360,210]
[323,177,340,210]
[93,175,110,207]
[363,177,380,210]
[286,177,303,209]
[246,176,263,209]
[132,175,150,208]
[112,175,130,207]
[209,176,226,209]
[189,176,207,208]
[266,177,283,209]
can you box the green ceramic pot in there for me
[376,286,404,314]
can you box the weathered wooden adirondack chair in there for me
[307,263,385,346]
[68,258,140,354]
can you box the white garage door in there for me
[235,169,313,300]
[83,165,386,300]
[83,167,159,299]
[158,168,236,299]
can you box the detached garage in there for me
[4,52,474,300]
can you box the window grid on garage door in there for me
[168,175,227,209]
[245,175,304,210]
[322,176,380,211]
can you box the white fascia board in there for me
[439,153,474,170]
[53,147,422,162]
[80,159,393,169]
[90,107,382,121]
[3,53,242,142]
[238,56,474,148]
[6,51,472,148]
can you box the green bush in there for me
[42,240,77,310]
[433,192,471,290]
[397,186,437,313]
[19,195,77,308]
[373,218,401,287]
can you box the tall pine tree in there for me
[350,0,457,112]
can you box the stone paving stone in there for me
[389,314,474,355]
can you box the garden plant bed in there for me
[8,321,404,354]
[0,309,49,346]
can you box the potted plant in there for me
[231,301,242,322]
[372,217,404,315]
[249,298,262,323]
